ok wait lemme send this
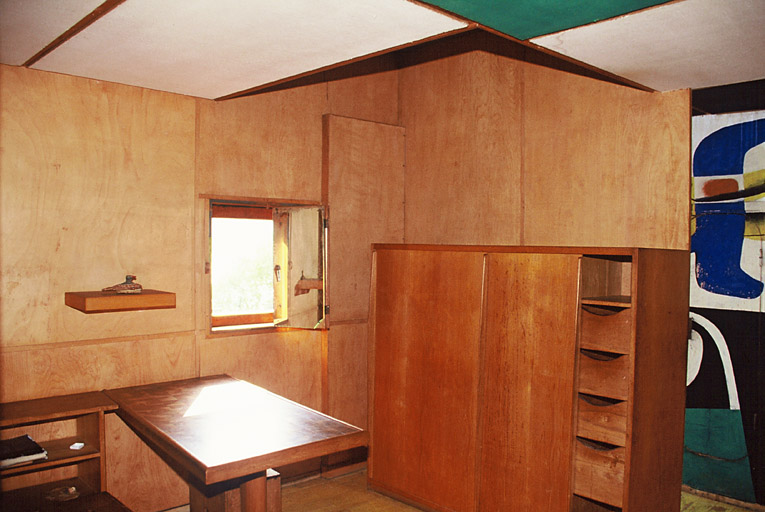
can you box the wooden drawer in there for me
[580,307,632,354]
[576,394,628,447]
[573,438,625,508]
[578,350,630,400]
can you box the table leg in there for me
[188,468,281,512]
[189,473,268,512]
[266,469,282,512]
[190,485,225,512]
[240,473,267,512]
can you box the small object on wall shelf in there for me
[65,289,175,313]
[102,274,142,294]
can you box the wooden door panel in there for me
[370,249,484,512]
[478,253,580,511]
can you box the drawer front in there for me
[573,438,625,508]
[580,307,632,354]
[577,351,630,400]
[576,394,628,447]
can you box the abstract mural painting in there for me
[688,111,765,504]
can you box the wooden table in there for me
[104,375,368,512]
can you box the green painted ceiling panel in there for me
[420,0,673,40]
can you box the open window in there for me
[208,200,326,332]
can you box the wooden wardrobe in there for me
[368,245,689,512]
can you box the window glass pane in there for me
[211,217,273,316]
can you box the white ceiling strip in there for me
[531,0,765,91]
[30,0,467,98]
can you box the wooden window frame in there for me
[207,197,326,334]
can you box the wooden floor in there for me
[168,470,760,511]
[282,471,415,511]
[284,471,760,512]
[680,491,764,512]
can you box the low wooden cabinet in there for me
[368,245,689,512]
[0,392,119,509]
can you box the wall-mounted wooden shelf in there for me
[65,289,176,314]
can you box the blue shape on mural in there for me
[691,119,765,299]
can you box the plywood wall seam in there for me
[194,99,203,378]
[323,113,405,129]
[330,319,369,326]
[519,60,527,246]
[0,330,197,353]
[402,129,408,244]
[322,114,331,207]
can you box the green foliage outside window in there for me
[211,218,274,316]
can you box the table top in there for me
[104,375,367,486]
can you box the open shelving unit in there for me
[572,255,633,510]
[571,251,688,512]
[0,391,127,510]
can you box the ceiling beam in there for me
[23,0,127,67]
[216,23,478,101]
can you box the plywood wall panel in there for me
[399,51,523,245]
[522,64,690,249]
[0,65,196,347]
[327,323,368,428]
[0,334,196,402]
[196,84,326,201]
[199,330,322,410]
[326,59,399,125]
[107,413,188,512]
[326,115,405,322]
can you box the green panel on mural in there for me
[683,409,756,503]
[420,0,672,40]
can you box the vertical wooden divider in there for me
[320,114,332,475]
[321,114,331,415]
[366,250,379,483]
[569,256,584,511]
[473,253,490,512]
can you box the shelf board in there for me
[65,289,175,313]
[1,437,100,477]
[581,295,631,308]
[0,476,109,511]
[0,391,117,427]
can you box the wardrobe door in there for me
[478,252,581,511]
[370,249,485,512]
